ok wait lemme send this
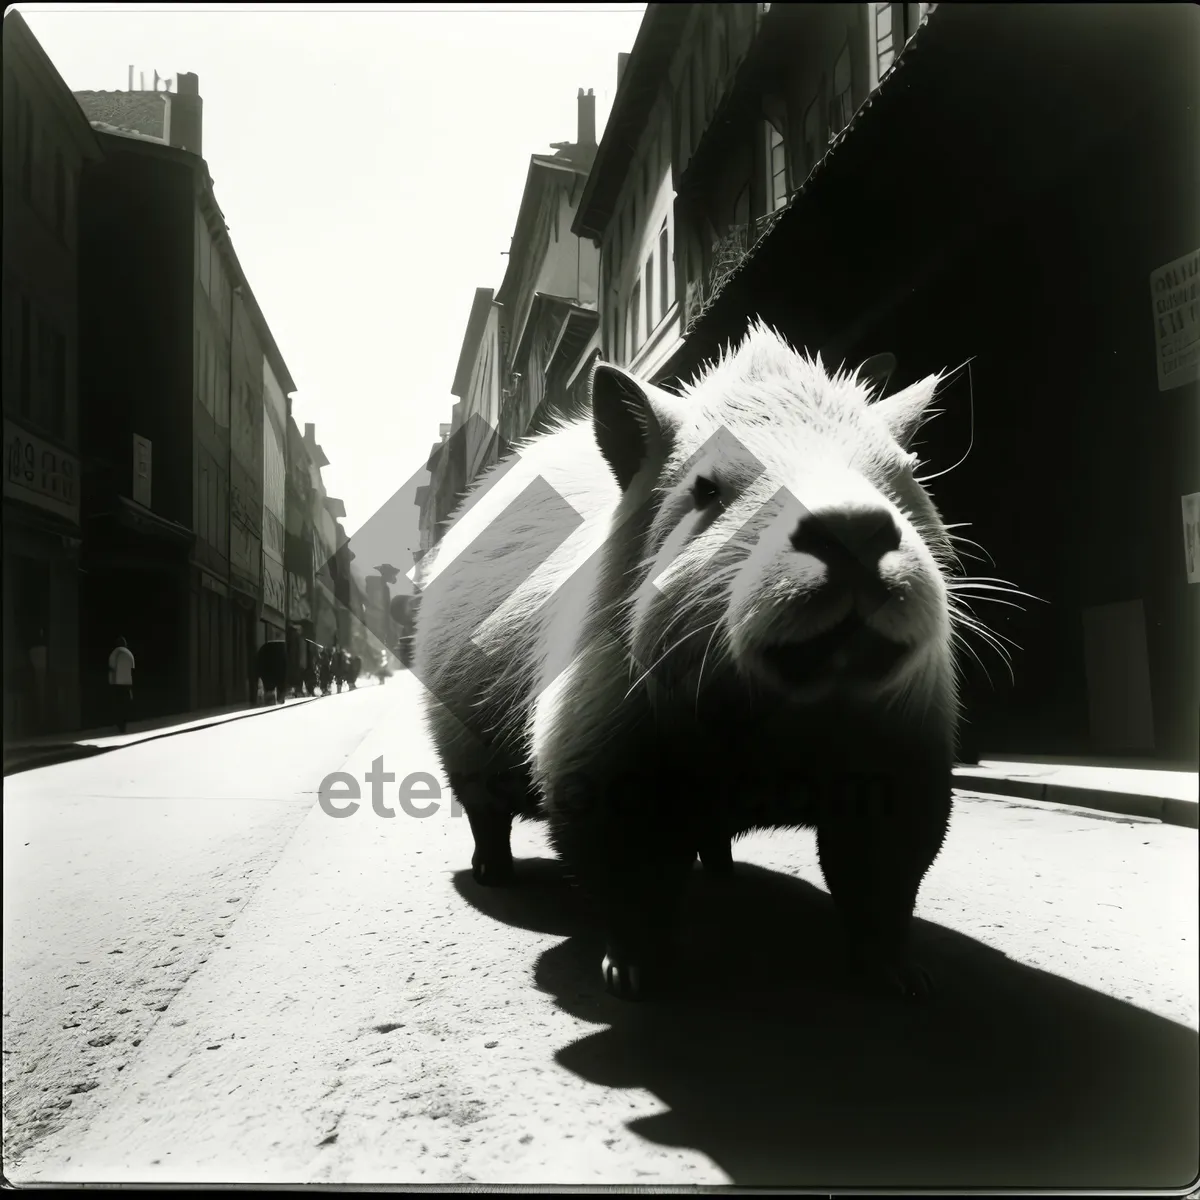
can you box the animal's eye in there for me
[691,475,721,510]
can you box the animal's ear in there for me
[870,373,941,448]
[590,361,680,491]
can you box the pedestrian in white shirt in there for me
[108,636,135,733]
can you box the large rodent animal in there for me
[415,320,963,1003]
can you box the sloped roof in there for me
[4,12,102,159]
[74,90,167,140]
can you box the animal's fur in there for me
[415,319,965,1000]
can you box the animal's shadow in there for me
[452,856,1198,1190]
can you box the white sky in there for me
[18,1,646,541]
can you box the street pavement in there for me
[4,673,1197,1189]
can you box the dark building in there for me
[646,3,1199,765]
[74,77,297,724]
[2,11,103,740]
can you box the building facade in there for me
[450,287,506,486]
[261,355,289,649]
[307,434,341,650]
[228,282,265,700]
[493,90,601,453]
[72,73,299,722]
[284,413,316,671]
[590,2,1198,764]
[2,12,102,740]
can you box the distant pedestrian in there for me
[108,636,135,733]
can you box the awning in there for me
[658,2,1200,387]
[114,495,195,544]
[84,495,195,547]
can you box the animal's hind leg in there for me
[452,774,517,887]
[815,772,951,1001]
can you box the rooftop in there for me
[74,89,167,140]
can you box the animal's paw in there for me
[471,855,516,887]
[848,945,934,1003]
[601,950,646,1001]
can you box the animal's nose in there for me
[789,505,902,574]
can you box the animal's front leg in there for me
[548,776,694,1001]
[816,773,951,1001]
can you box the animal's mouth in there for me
[758,616,910,690]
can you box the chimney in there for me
[577,87,596,148]
[305,422,316,443]
[169,71,203,155]
[617,52,631,90]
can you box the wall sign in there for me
[1151,249,1200,392]
[1183,493,1200,585]
[4,419,80,525]
[263,552,286,614]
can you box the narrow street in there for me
[4,672,1196,1188]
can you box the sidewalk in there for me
[3,695,320,776]
[953,756,1199,830]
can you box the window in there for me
[198,462,209,542]
[768,122,788,211]
[629,278,642,356]
[53,153,67,241]
[832,42,852,134]
[218,356,229,427]
[50,329,66,438]
[21,98,34,200]
[200,341,208,415]
[658,223,670,320]
[691,49,705,141]
[734,180,750,231]
[19,299,32,419]
[803,94,823,175]
[216,473,227,555]
[875,2,896,78]
[645,251,655,338]
[35,317,62,435]
[613,300,623,364]
[1,290,19,410]
[709,14,723,103]
[679,64,692,164]
[198,222,211,297]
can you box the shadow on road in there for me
[452,855,1198,1190]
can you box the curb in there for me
[952,769,1199,830]
[3,695,322,778]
